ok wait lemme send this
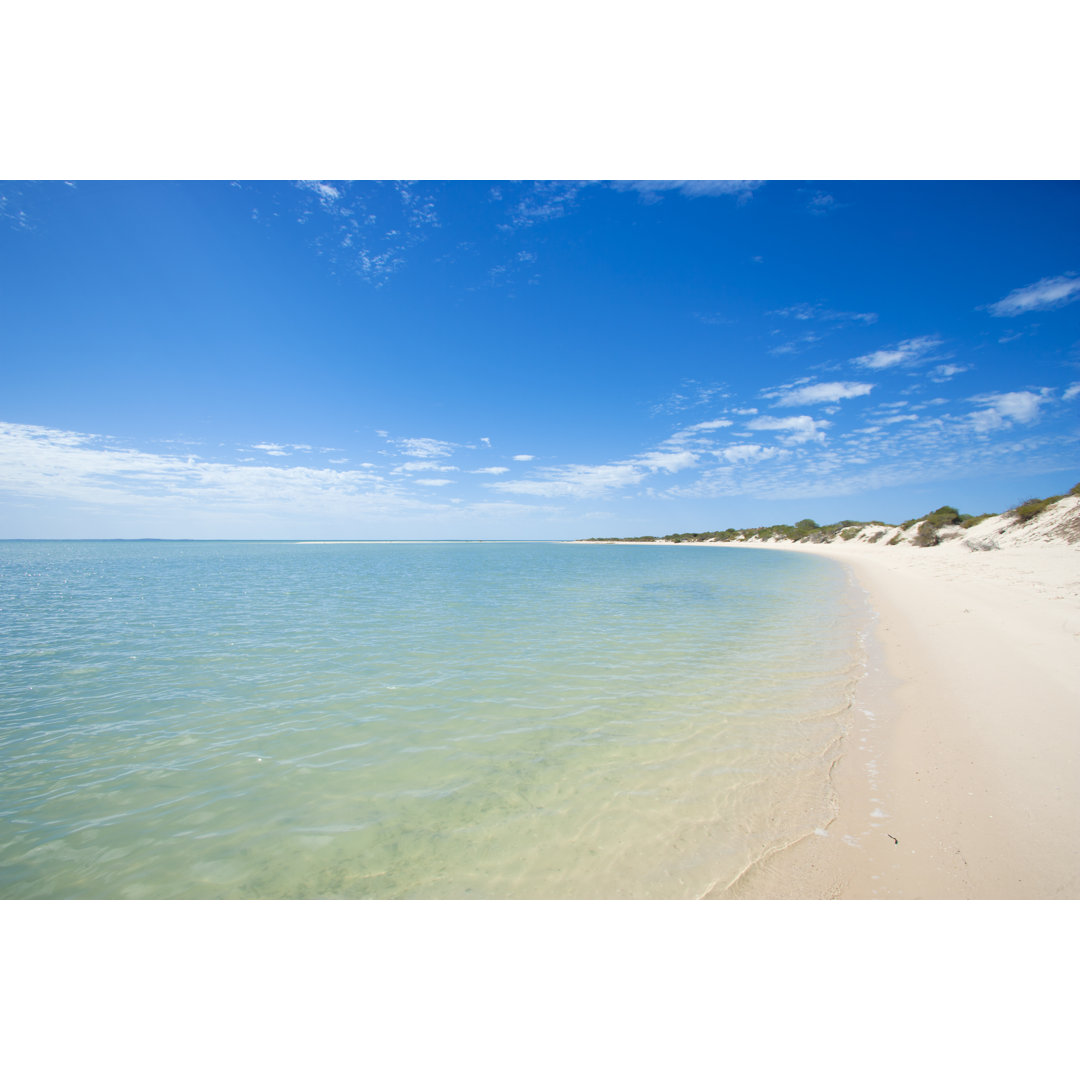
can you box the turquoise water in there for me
[0,540,863,899]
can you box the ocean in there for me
[0,540,864,899]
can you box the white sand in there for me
[712,514,1080,899]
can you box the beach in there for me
[712,529,1080,899]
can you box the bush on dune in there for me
[1009,496,1064,523]
[582,482,1079,543]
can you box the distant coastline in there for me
[577,481,1080,552]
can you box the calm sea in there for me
[0,540,864,899]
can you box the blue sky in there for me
[1,179,1078,539]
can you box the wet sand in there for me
[715,540,1080,899]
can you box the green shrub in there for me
[912,521,940,547]
[887,534,904,546]
[961,514,992,529]
[1010,495,1064,523]
[925,505,962,527]
[839,527,859,540]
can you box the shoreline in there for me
[711,539,1080,899]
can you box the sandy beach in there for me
[707,511,1080,899]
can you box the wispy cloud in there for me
[395,181,439,228]
[286,181,440,286]
[296,181,342,207]
[394,461,458,473]
[766,302,877,357]
[491,462,648,499]
[391,436,456,459]
[716,444,783,465]
[984,273,1080,317]
[612,180,764,202]
[852,335,943,370]
[764,380,874,408]
[667,419,733,439]
[770,302,877,325]
[490,442,700,499]
[512,454,534,461]
[250,442,313,456]
[929,363,970,383]
[745,415,831,445]
[650,381,728,416]
[0,421,440,522]
[471,466,509,475]
[502,182,591,229]
[1064,382,1080,402]
[768,331,822,356]
[807,191,843,215]
[0,185,34,230]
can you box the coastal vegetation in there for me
[582,481,1080,545]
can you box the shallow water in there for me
[0,540,863,898]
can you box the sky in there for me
[2,179,1078,539]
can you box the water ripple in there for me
[0,540,864,899]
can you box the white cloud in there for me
[296,181,342,206]
[414,478,454,487]
[393,436,455,459]
[512,454,534,461]
[613,180,764,200]
[770,303,877,325]
[288,181,436,287]
[394,181,439,228]
[492,463,644,499]
[504,182,590,228]
[633,450,698,472]
[395,461,458,473]
[664,419,733,446]
[852,336,943,370]
[769,332,821,356]
[807,191,842,215]
[252,442,290,456]
[471,466,510,475]
[490,442,700,500]
[0,421,445,522]
[930,364,970,382]
[716,444,781,465]
[766,380,873,407]
[968,389,1051,432]
[651,381,728,416]
[685,419,732,432]
[745,415,831,445]
[985,274,1080,316]
[1063,382,1080,402]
